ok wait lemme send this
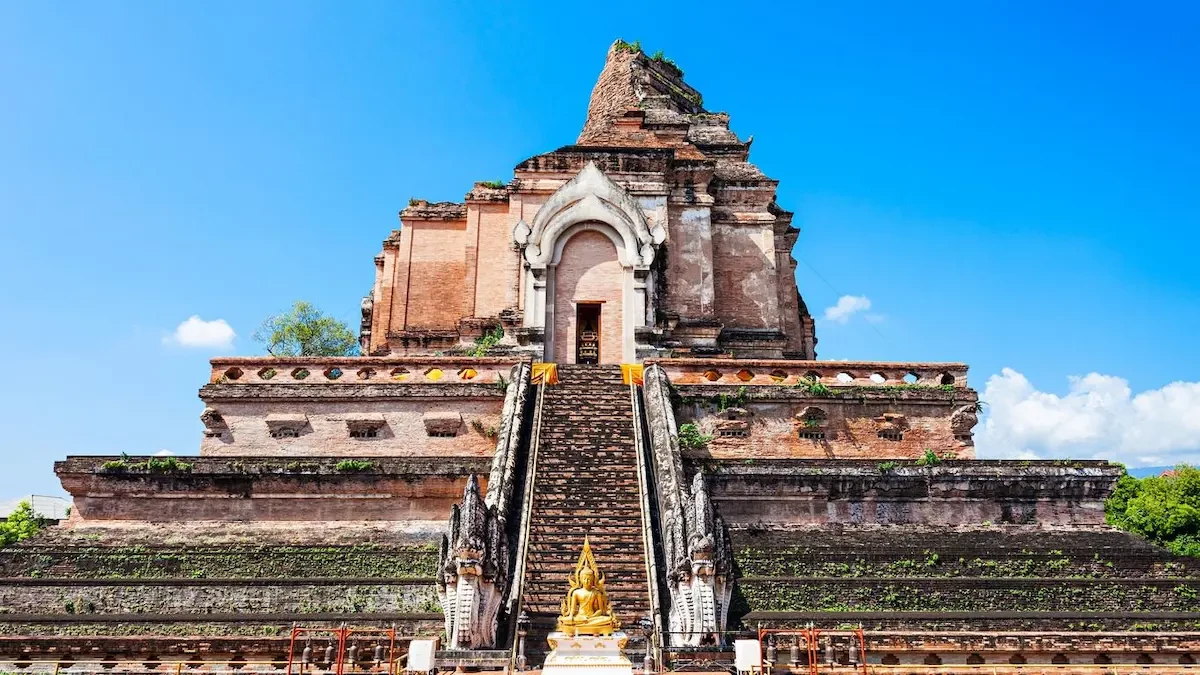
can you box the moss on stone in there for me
[0,544,439,579]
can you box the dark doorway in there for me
[575,303,601,364]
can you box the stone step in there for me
[518,371,650,655]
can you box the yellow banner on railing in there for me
[621,363,644,386]
[531,362,559,385]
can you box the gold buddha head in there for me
[580,566,597,589]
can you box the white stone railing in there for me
[208,356,526,386]
[645,358,970,388]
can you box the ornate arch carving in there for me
[513,161,663,268]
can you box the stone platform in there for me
[542,632,633,675]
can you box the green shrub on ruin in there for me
[613,39,642,54]
[916,448,941,466]
[677,423,713,449]
[98,453,191,474]
[794,377,832,397]
[468,325,504,357]
[1107,465,1200,557]
[335,459,374,473]
[0,501,45,549]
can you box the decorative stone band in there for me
[208,356,527,386]
[645,358,969,388]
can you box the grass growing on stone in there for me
[334,459,374,473]
[736,579,1200,613]
[99,453,193,474]
[1,544,440,579]
[731,546,1191,580]
[467,325,504,357]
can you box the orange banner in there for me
[621,363,644,386]
[531,362,559,385]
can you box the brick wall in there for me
[201,397,502,458]
[56,457,489,522]
[711,222,780,330]
[472,203,520,318]
[705,460,1119,527]
[679,398,971,460]
[665,205,716,319]
[404,220,470,329]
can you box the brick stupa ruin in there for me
[2,41,1198,673]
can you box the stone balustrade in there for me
[208,356,525,386]
[647,358,970,388]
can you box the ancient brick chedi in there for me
[363,42,816,362]
[4,42,1200,674]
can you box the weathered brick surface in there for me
[404,218,471,329]
[705,459,1120,527]
[679,397,972,460]
[711,222,780,330]
[55,456,488,522]
[200,398,502,458]
[0,579,437,616]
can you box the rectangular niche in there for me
[266,414,309,439]
[423,412,463,438]
[346,415,387,440]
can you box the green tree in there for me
[253,301,359,357]
[0,501,46,549]
[1106,465,1200,557]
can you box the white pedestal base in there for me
[541,631,633,675]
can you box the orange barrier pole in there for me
[856,627,867,675]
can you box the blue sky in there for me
[1,2,1198,500]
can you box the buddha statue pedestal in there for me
[542,631,633,675]
[541,538,633,675]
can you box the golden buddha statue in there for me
[556,537,620,636]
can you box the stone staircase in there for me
[518,365,652,661]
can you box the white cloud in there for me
[164,316,235,349]
[154,449,174,456]
[823,295,872,324]
[975,368,1200,467]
